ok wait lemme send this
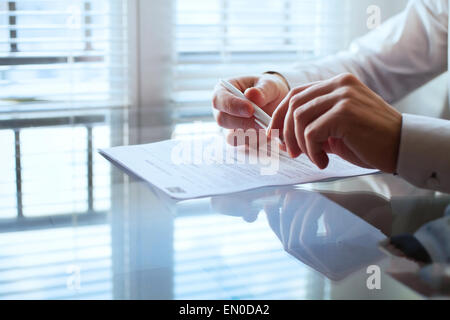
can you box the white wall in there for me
[347,0,448,119]
[127,0,175,144]
[347,0,408,40]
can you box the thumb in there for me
[244,78,279,107]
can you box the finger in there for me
[268,82,317,135]
[280,192,299,245]
[244,77,280,108]
[213,85,254,117]
[326,137,373,169]
[264,203,282,241]
[293,93,339,156]
[268,73,355,136]
[304,109,345,169]
[297,196,326,244]
[283,82,335,158]
[225,128,269,147]
[215,111,262,130]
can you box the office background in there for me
[0,0,446,299]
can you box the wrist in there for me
[263,71,291,91]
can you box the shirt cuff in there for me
[397,114,450,193]
[274,67,322,90]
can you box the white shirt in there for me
[278,0,450,194]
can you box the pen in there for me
[220,79,272,129]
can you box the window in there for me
[0,0,128,220]
[0,0,127,299]
[0,0,128,112]
[172,0,351,120]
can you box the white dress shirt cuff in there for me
[276,67,324,89]
[397,114,450,193]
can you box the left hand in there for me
[268,73,402,173]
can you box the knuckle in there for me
[288,97,296,111]
[290,86,303,97]
[335,99,352,114]
[337,73,357,85]
[304,126,316,140]
[295,87,306,95]
[293,106,304,119]
[310,95,325,107]
[286,90,296,101]
[337,86,355,99]
[294,108,307,128]
[289,94,302,111]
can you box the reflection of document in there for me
[100,136,378,199]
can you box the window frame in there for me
[0,0,130,228]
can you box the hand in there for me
[212,74,289,145]
[268,73,402,173]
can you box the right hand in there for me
[212,74,289,145]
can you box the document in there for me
[99,136,378,199]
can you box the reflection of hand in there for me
[211,188,389,280]
[264,191,313,244]
[320,191,392,236]
[268,73,402,173]
[210,188,287,223]
[264,189,387,280]
[264,190,337,248]
[211,187,392,237]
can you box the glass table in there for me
[1,110,449,300]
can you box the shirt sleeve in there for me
[278,0,448,104]
[397,114,450,193]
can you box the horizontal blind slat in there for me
[171,0,351,119]
[0,0,129,112]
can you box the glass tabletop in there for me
[0,109,449,300]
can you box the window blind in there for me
[0,0,127,221]
[0,224,112,299]
[0,0,129,113]
[172,0,351,119]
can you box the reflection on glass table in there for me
[211,187,388,281]
[211,185,450,297]
[1,117,449,300]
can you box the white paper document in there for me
[100,136,378,199]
